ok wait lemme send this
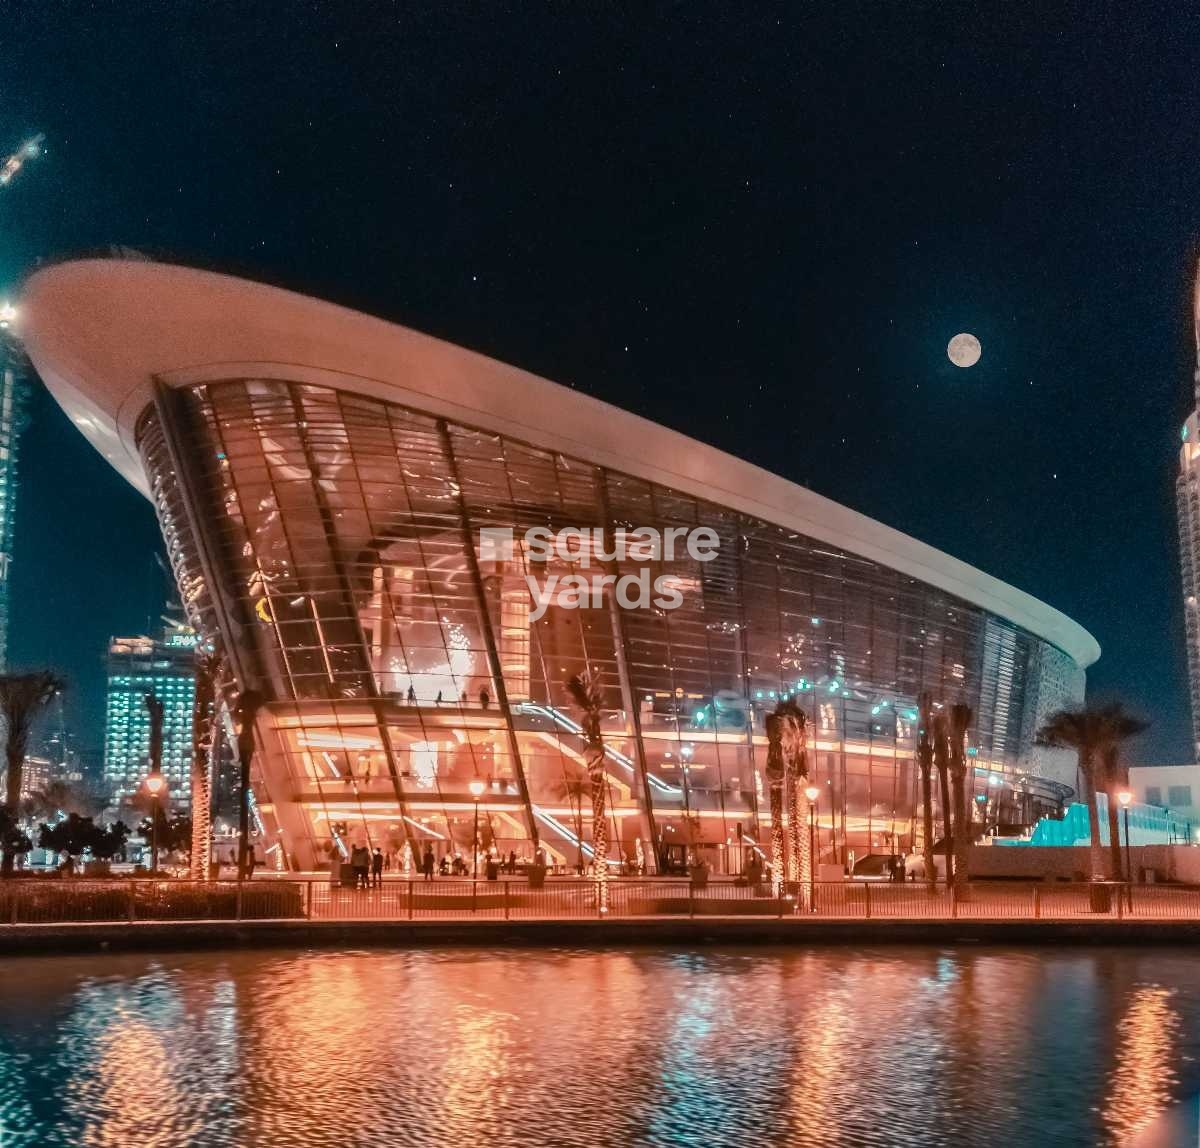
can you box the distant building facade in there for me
[18,755,51,804]
[103,624,197,810]
[36,694,88,787]
[1128,764,1200,841]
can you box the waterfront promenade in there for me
[298,876,1200,923]
[1,874,1198,925]
[2,876,1200,953]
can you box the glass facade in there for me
[136,377,1085,873]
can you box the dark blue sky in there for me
[0,4,1197,765]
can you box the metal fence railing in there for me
[3,877,1200,925]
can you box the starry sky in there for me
[0,4,1197,766]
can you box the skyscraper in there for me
[0,325,30,672]
[103,622,197,811]
[1178,272,1200,758]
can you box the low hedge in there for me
[0,880,306,923]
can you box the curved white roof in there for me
[18,259,1100,667]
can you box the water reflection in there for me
[0,947,1198,1147]
[1105,985,1181,1144]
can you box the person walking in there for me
[746,850,763,895]
[507,849,517,875]
[422,844,435,881]
[371,847,384,889]
[479,687,490,710]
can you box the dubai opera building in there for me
[20,259,1099,874]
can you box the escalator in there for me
[515,702,681,796]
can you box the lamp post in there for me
[145,771,165,873]
[469,778,486,880]
[805,784,819,911]
[1117,790,1133,899]
[986,773,1002,836]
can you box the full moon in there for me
[947,332,982,368]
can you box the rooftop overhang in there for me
[18,258,1101,668]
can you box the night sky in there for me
[0,5,1196,765]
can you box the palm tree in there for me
[916,693,936,890]
[0,672,65,877]
[1036,703,1146,909]
[234,688,264,879]
[550,773,589,872]
[764,707,788,898]
[145,692,164,777]
[190,650,221,880]
[1097,707,1148,883]
[932,711,954,888]
[948,702,974,900]
[566,673,610,912]
[22,779,103,823]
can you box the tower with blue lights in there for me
[0,322,30,672]
[103,623,198,811]
[1176,267,1200,758]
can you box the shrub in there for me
[0,880,306,924]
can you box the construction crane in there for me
[0,133,44,188]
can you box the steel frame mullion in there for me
[436,420,539,851]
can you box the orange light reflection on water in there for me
[1104,984,1180,1144]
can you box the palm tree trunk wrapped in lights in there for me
[0,672,65,877]
[567,673,609,913]
[779,700,812,908]
[785,749,802,886]
[765,709,787,899]
[948,703,973,901]
[190,651,221,880]
[917,693,936,892]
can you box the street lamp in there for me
[145,771,165,873]
[1118,789,1133,898]
[986,773,1002,835]
[805,783,820,911]
[680,745,695,862]
[469,777,486,880]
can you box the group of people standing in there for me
[417,844,524,880]
[339,843,535,887]
[346,844,384,889]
